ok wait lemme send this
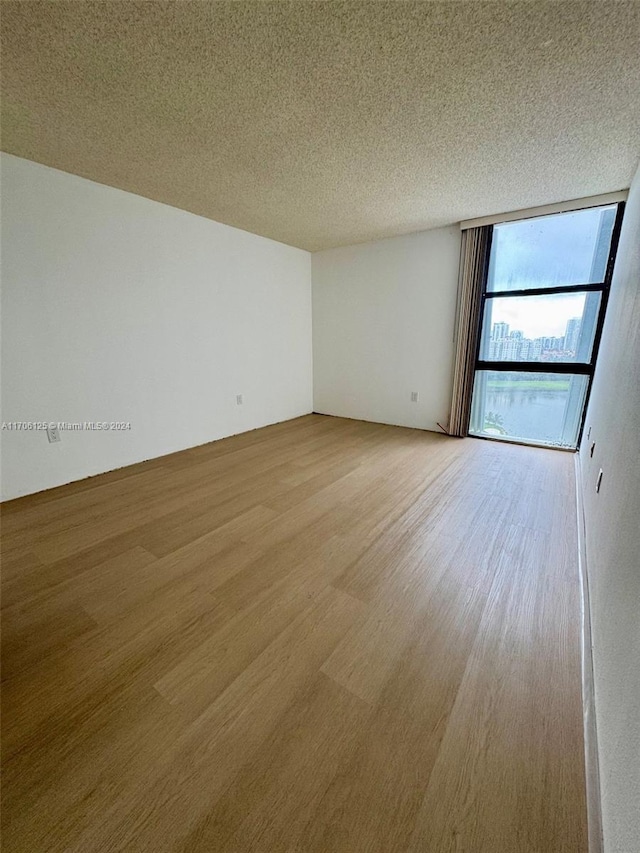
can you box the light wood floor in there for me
[1,414,587,853]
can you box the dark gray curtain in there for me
[448,225,491,437]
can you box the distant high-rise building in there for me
[503,338,522,359]
[520,339,532,359]
[492,322,509,340]
[565,317,581,353]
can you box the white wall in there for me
[0,154,312,500]
[579,161,640,853]
[312,227,461,432]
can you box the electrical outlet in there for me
[410,391,419,402]
[596,469,603,493]
[236,394,243,405]
[46,425,61,443]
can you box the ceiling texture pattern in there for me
[2,1,639,251]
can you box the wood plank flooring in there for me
[0,414,587,852]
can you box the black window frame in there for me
[472,200,626,448]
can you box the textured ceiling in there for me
[2,1,640,251]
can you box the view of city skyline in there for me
[484,315,583,362]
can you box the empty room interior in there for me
[1,3,639,853]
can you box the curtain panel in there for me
[448,225,491,437]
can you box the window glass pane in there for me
[469,371,589,449]
[487,205,616,291]
[479,291,601,363]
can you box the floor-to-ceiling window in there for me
[469,202,624,449]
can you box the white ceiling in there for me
[2,1,639,251]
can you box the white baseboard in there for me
[574,454,604,853]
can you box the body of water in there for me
[483,388,572,446]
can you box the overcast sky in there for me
[488,293,586,339]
